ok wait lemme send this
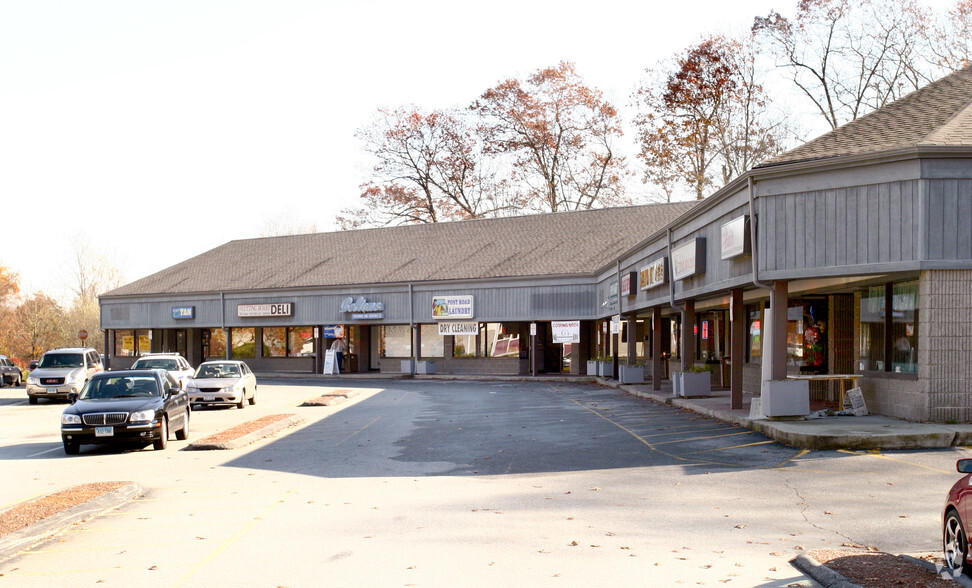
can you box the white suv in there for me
[26,348,104,404]
[131,353,194,389]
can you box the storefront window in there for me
[232,328,256,359]
[482,323,521,358]
[380,325,412,358]
[891,281,919,373]
[263,327,287,357]
[115,330,134,357]
[787,300,827,370]
[206,329,226,359]
[747,306,762,363]
[420,324,444,358]
[453,333,476,357]
[859,286,886,370]
[288,327,316,357]
[135,330,151,356]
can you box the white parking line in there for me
[26,446,63,458]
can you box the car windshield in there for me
[38,353,84,368]
[81,376,159,399]
[195,364,240,378]
[133,359,178,370]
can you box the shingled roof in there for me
[103,203,696,297]
[759,64,972,167]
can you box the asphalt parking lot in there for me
[0,378,966,586]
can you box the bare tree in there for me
[925,0,972,72]
[754,0,934,130]
[259,212,318,237]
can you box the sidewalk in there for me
[269,371,972,450]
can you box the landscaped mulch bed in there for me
[809,548,954,587]
[0,482,130,538]
[194,413,296,444]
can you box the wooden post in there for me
[730,288,745,409]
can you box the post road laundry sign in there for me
[438,322,480,336]
[551,321,580,344]
[238,303,294,317]
[432,295,474,319]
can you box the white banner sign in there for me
[238,303,293,317]
[551,320,580,344]
[438,322,480,336]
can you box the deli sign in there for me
[238,303,294,317]
[720,216,750,260]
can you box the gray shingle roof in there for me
[760,64,972,167]
[104,203,696,297]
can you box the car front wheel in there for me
[945,510,971,574]
[237,391,246,409]
[153,418,168,450]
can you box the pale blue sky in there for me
[0,0,947,301]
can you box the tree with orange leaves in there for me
[472,61,629,213]
[339,106,512,229]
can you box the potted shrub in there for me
[618,361,645,384]
[681,364,712,397]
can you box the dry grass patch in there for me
[0,482,130,537]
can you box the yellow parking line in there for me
[639,425,744,438]
[686,440,775,454]
[335,417,381,446]
[837,448,952,474]
[650,430,753,446]
[174,492,290,587]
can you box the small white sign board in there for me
[323,349,339,375]
[845,387,867,416]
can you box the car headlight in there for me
[27,375,37,385]
[185,382,199,392]
[61,413,81,425]
[129,409,156,422]
[66,371,84,384]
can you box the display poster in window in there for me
[322,325,345,338]
[551,321,580,344]
[431,295,474,319]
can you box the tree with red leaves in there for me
[472,61,629,213]
[339,106,511,229]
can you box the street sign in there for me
[78,330,88,340]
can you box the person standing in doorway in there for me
[330,337,346,373]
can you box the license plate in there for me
[203,395,215,401]
[46,388,57,393]
[95,426,114,437]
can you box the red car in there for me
[944,459,972,573]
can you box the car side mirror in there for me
[68,392,78,404]
[957,459,972,474]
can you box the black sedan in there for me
[60,369,190,455]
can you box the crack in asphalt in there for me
[783,475,861,546]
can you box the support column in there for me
[680,299,696,371]
[626,316,637,365]
[225,328,232,360]
[104,330,111,371]
[652,308,663,391]
[771,281,788,381]
[730,288,745,409]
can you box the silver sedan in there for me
[185,360,257,409]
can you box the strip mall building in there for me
[101,66,972,423]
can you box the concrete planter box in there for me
[415,360,436,375]
[400,359,414,374]
[586,361,599,376]
[681,371,712,397]
[618,364,645,384]
[597,361,612,377]
[761,379,810,417]
[671,371,682,397]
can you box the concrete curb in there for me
[900,554,972,586]
[0,482,144,563]
[184,414,304,450]
[790,554,863,588]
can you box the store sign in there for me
[551,320,580,344]
[438,322,479,335]
[671,238,706,281]
[172,306,195,320]
[432,295,474,319]
[720,216,750,260]
[639,258,667,290]
[620,272,637,297]
[611,315,621,334]
[238,303,294,317]
[340,297,384,313]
